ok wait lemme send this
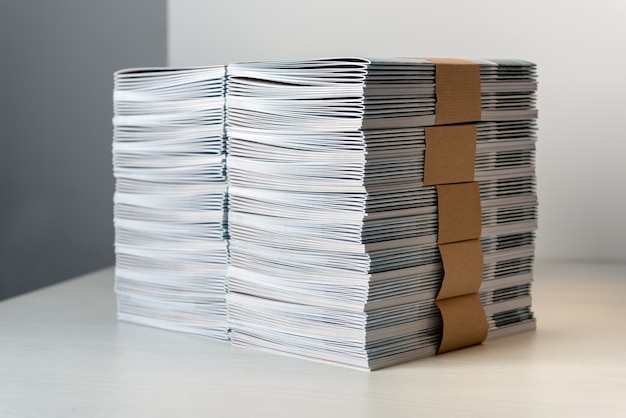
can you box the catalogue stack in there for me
[112,66,229,339]
[226,58,538,369]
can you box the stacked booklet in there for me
[112,66,229,340]
[111,58,538,370]
[226,58,538,370]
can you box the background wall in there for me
[168,0,626,263]
[1,0,623,301]
[0,0,167,300]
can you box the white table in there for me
[1,260,625,417]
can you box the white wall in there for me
[168,0,626,262]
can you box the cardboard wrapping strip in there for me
[418,59,486,355]
[436,293,488,354]
[423,124,477,186]
[426,58,481,126]
[436,182,482,244]
[436,239,484,300]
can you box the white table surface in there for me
[1,260,625,417]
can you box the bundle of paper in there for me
[112,66,229,339]
[226,58,538,370]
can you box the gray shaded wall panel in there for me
[0,0,167,300]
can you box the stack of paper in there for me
[112,66,229,339]
[226,58,538,369]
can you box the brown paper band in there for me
[426,58,481,125]
[436,293,488,354]
[423,124,477,186]
[436,182,482,244]
[437,239,484,300]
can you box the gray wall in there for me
[168,0,626,263]
[0,0,167,300]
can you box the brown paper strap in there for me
[423,124,477,186]
[437,239,484,300]
[419,59,486,355]
[436,182,482,244]
[426,58,481,125]
[436,293,488,354]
